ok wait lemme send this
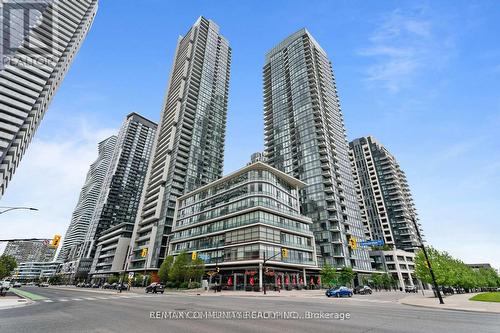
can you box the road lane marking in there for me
[84,297,96,300]
[43,299,53,303]
[59,299,69,302]
[72,298,82,301]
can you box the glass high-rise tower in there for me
[263,29,372,272]
[0,0,98,197]
[128,17,231,272]
[58,135,117,264]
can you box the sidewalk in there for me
[400,292,500,314]
[0,292,32,310]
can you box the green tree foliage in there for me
[0,255,17,279]
[48,275,63,285]
[158,255,174,283]
[415,247,500,289]
[338,267,355,287]
[320,264,338,287]
[186,258,205,282]
[168,252,205,284]
[107,274,120,284]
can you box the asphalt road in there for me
[0,287,498,333]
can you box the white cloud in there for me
[0,117,117,242]
[359,8,454,92]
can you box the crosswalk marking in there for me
[35,294,155,304]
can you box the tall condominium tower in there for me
[263,29,372,272]
[77,113,156,278]
[0,0,98,197]
[128,17,231,272]
[349,136,421,251]
[4,239,56,264]
[58,136,117,265]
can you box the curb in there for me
[400,301,500,315]
[0,295,34,311]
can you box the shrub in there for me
[179,281,189,289]
[188,281,201,289]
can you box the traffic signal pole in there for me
[262,249,287,295]
[412,217,444,304]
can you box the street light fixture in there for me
[0,206,38,215]
[411,216,444,304]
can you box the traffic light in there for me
[265,267,269,274]
[191,251,197,261]
[216,267,220,273]
[141,248,148,258]
[281,248,288,258]
[50,235,62,248]
[348,237,357,250]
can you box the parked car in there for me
[0,280,11,291]
[326,286,353,298]
[405,285,417,293]
[13,282,22,288]
[354,285,372,295]
[145,283,164,294]
[39,282,50,287]
[26,282,35,286]
[116,283,128,291]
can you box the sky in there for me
[1,0,499,269]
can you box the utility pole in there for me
[412,217,444,304]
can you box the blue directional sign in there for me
[198,253,211,262]
[359,239,385,247]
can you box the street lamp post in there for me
[411,217,444,304]
[0,206,38,215]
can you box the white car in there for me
[13,282,22,288]
[0,280,11,290]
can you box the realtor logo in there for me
[1,0,56,69]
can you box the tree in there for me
[320,264,338,288]
[48,275,63,285]
[186,258,205,282]
[107,274,119,284]
[158,255,174,284]
[372,274,384,290]
[169,251,190,283]
[0,255,17,280]
[338,267,355,287]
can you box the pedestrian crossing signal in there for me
[141,248,148,258]
[281,248,288,258]
[192,251,197,261]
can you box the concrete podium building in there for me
[0,0,98,197]
[169,162,319,291]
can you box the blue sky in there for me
[1,0,499,269]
